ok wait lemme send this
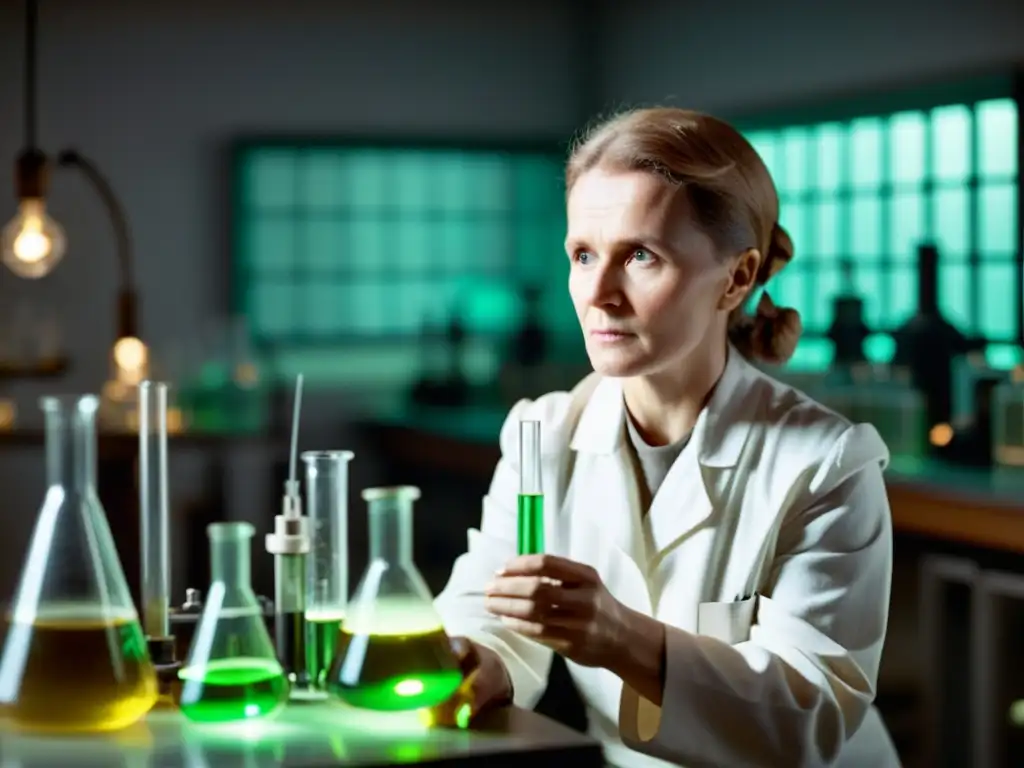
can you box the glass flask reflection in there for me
[327,486,463,711]
[0,395,158,732]
[178,522,289,723]
[302,450,354,692]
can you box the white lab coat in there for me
[435,349,900,767]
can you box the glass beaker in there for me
[0,395,159,732]
[302,450,354,691]
[326,486,463,712]
[178,522,289,723]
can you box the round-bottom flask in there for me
[327,486,463,711]
[178,523,289,723]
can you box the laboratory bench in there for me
[0,703,603,767]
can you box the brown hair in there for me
[566,107,802,365]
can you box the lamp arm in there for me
[56,148,134,290]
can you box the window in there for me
[742,96,1020,371]
[232,142,569,350]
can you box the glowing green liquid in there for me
[517,493,545,554]
[178,657,289,723]
[305,613,343,688]
[327,626,463,712]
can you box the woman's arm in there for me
[434,398,557,709]
[617,425,892,768]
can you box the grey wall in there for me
[0,0,1021,601]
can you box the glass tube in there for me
[517,420,544,554]
[139,381,170,640]
[303,451,354,691]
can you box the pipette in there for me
[265,373,313,695]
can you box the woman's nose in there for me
[587,264,623,307]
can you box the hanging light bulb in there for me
[1,196,66,278]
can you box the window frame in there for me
[229,134,571,356]
[725,69,1023,364]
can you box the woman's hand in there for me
[483,554,632,669]
[427,636,514,728]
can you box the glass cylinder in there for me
[302,450,354,691]
[326,486,462,711]
[517,420,544,554]
[0,395,158,732]
[138,381,171,641]
[179,522,288,723]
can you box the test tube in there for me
[139,381,171,640]
[517,420,544,554]
[302,450,354,691]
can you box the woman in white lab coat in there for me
[433,108,900,767]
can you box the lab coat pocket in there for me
[697,596,757,645]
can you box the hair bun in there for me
[750,292,802,365]
[762,222,795,282]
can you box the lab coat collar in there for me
[570,345,757,468]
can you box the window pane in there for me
[350,281,388,333]
[813,200,841,260]
[393,151,434,212]
[463,154,508,212]
[851,195,882,260]
[979,183,1017,254]
[346,151,389,211]
[304,281,345,336]
[939,262,971,333]
[769,265,810,324]
[853,265,885,327]
[349,220,388,277]
[250,281,296,336]
[979,261,1017,338]
[396,220,433,272]
[932,104,972,182]
[787,338,833,371]
[814,124,843,193]
[889,111,926,186]
[248,219,295,273]
[516,220,565,283]
[977,98,1018,177]
[305,219,346,272]
[300,151,347,210]
[513,156,564,215]
[434,152,475,212]
[933,188,970,255]
[850,118,884,190]
[244,150,297,210]
[890,192,925,262]
[779,127,810,195]
[888,265,918,327]
[391,279,441,335]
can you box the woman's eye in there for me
[630,249,655,264]
[575,250,595,265]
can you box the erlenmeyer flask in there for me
[0,395,158,732]
[178,522,289,723]
[326,486,463,712]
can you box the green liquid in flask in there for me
[327,602,462,711]
[179,657,289,723]
[305,610,343,688]
[517,493,545,555]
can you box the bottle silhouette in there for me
[0,395,158,732]
[178,522,289,723]
[327,486,463,711]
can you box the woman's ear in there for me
[718,248,761,312]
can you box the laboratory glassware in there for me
[138,380,179,691]
[0,395,158,732]
[178,522,289,723]
[265,374,312,694]
[517,420,544,554]
[327,486,463,711]
[302,450,354,692]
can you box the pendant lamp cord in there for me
[24,0,38,149]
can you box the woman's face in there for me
[566,168,751,378]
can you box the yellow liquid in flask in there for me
[2,605,158,732]
[327,601,462,711]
